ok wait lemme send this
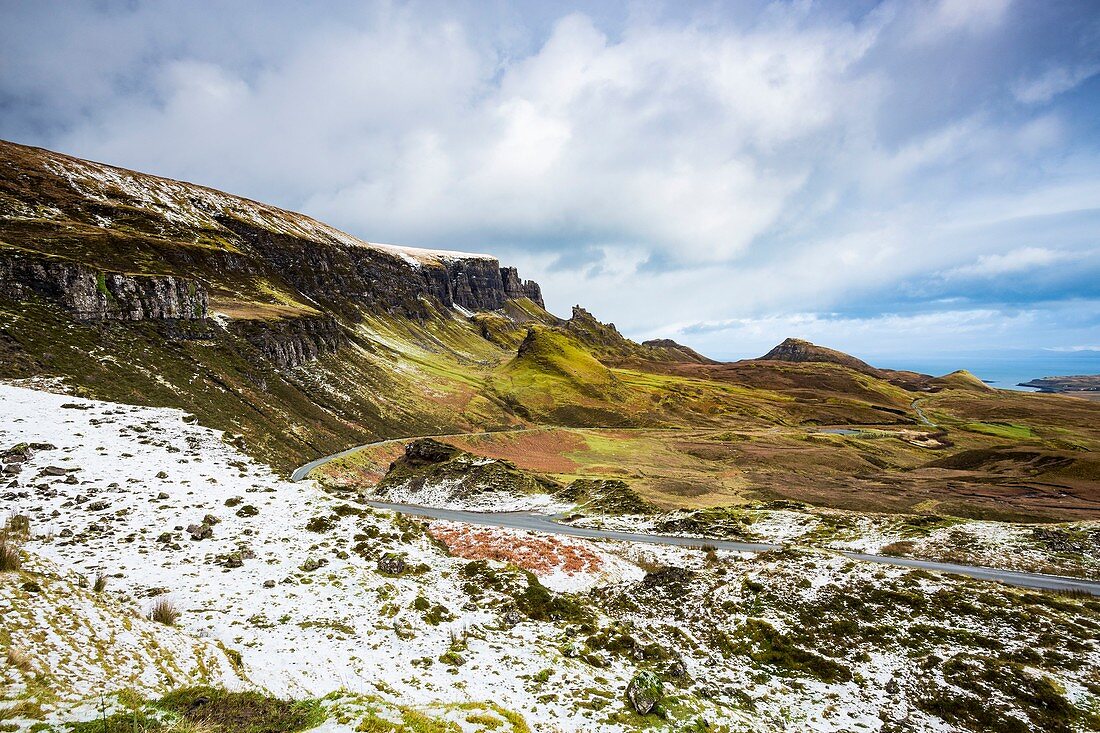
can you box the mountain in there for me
[0,140,555,469]
[758,337,880,376]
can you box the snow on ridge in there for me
[37,151,495,267]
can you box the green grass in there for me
[964,422,1035,439]
[158,686,326,733]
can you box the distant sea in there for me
[869,351,1100,392]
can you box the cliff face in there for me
[500,266,544,308]
[0,249,207,322]
[0,140,547,367]
[228,316,345,369]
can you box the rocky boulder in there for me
[626,671,663,715]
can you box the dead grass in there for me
[0,539,20,572]
[428,521,605,576]
[149,599,180,626]
[5,647,32,672]
[93,573,109,592]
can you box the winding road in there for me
[295,439,1100,596]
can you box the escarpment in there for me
[227,315,346,369]
[0,248,207,322]
[0,140,544,367]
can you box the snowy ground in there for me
[0,382,678,730]
[3,382,1097,732]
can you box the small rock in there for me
[627,671,664,715]
[202,514,220,525]
[157,492,169,500]
[377,553,406,575]
[236,505,259,517]
[156,471,169,479]
[187,523,213,541]
[40,466,67,477]
[263,579,276,588]
[300,557,327,573]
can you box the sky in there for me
[2,0,1099,361]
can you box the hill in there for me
[758,337,881,376]
[2,140,1099,522]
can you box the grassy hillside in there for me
[3,140,1098,521]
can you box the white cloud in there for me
[909,0,1011,44]
[943,247,1075,279]
[3,1,1098,357]
[1013,64,1100,105]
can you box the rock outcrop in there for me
[0,249,207,322]
[228,315,346,370]
[500,266,544,308]
[641,338,717,364]
[758,338,879,376]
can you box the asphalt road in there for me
[366,500,1100,595]
[295,439,1100,596]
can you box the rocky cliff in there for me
[500,266,544,308]
[0,248,207,322]
[0,140,546,367]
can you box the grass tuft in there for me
[0,540,20,572]
[149,599,181,626]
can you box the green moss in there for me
[730,619,852,683]
[157,686,326,733]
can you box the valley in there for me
[1,140,1098,732]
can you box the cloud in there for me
[1013,64,1100,105]
[943,247,1076,279]
[908,0,1011,45]
[1,0,1098,357]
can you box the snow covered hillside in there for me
[2,381,1098,732]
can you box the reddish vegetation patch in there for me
[428,521,604,576]
[447,429,586,474]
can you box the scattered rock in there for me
[156,471,169,479]
[187,523,213,541]
[300,557,327,572]
[40,466,68,476]
[627,671,664,715]
[202,514,220,525]
[376,553,406,575]
[236,504,259,518]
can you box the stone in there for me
[377,553,406,575]
[626,671,664,715]
[187,523,213,541]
